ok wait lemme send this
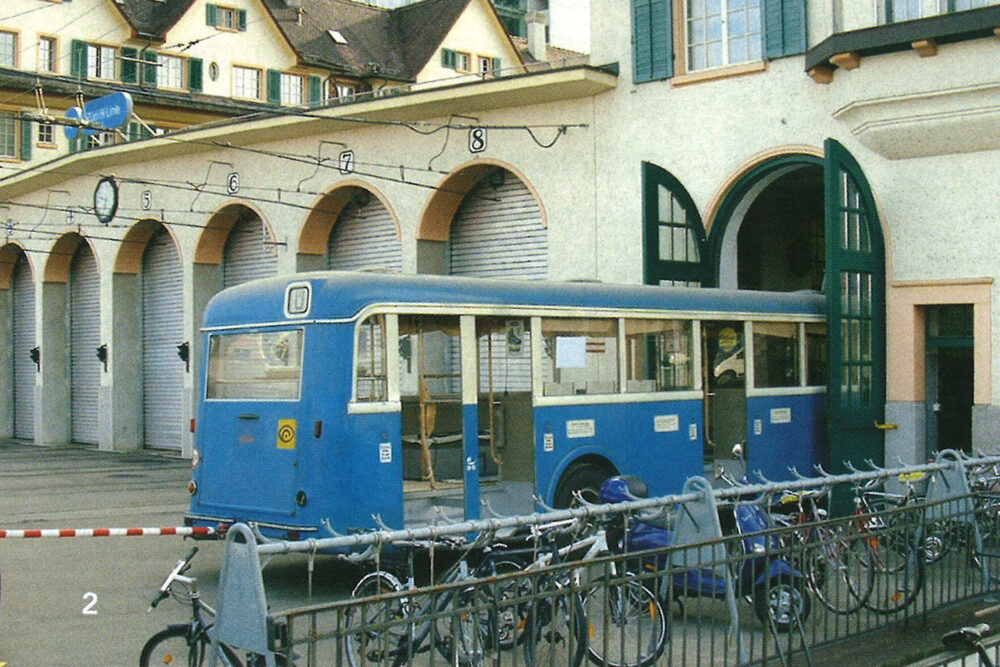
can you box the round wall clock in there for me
[94,176,118,224]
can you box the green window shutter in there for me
[128,122,139,141]
[764,0,807,58]
[441,48,457,69]
[267,69,282,104]
[120,47,138,83]
[238,9,247,31]
[142,51,158,86]
[189,57,203,91]
[70,40,87,77]
[309,75,322,107]
[632,0,673,83]
[206,3,217,26]
[492,57,501,75]
[19,114,31,162]
[69,135,81,153]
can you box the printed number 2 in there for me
[82,592,98,615]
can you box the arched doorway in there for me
[418,164,547,279]
[327,187,401,272]
[222,208,278,288]
[141,227,184,450]
[69,240,101,445]
[448,167,546,279]
[1,245,36,440]
[705,144,887,473]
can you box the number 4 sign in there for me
[468,127,486,153]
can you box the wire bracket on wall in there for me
[427,114,479,172]
[296,141,346,192]
[190,160,235,211]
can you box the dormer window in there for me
[206,3,247,32]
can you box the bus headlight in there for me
[187,480,198,495]
[191,446,201,469]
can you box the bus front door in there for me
[702,321,747,478]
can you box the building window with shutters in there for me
[233,65,261,99]
[0,112,17,159]
[0,31,17,67]
[38,121,54,146]
[158,54,184,89]
[87,43,116,80]
[279,72,304,106]
[38,36,57,73]
[206,4,247,32]
[686,0,762,70]
[632,0,804,83]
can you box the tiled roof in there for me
[114,0,198,40]
[263,0,474,80]
[111,0,492,80]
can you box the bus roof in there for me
[202,271,827,329]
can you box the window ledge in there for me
[671,61,767,87]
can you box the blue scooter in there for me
[600,466,811,632]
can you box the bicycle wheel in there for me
[522,581,587,667]
[434,559,529,664]
[805,524,874,615]
[583,577,667,667]
[863,520,926,614]
[140,626,243,667]
[346,570,420,667]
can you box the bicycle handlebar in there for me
[149,546,199,609]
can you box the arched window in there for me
[642,162,707,286]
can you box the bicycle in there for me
[345,534,561,667]
[140,547,282,667]
[517,515,667,667]
[771,487,875,615]
[851,476,927,614]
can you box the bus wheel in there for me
[553,463,614,509]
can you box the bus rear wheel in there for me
[553,463,614,509]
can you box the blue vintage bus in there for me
[185,272,827,539]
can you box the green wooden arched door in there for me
[824,139,887,471]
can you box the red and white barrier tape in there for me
[0,526,215,538]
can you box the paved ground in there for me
[0,438,995,666]
[0,439,357,667]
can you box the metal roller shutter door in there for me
[69,245,100,444]
[451,172,545,391]
[142,230,184,450]
[223,216,278,288]
[12,255,35,439]
[449,173,547,280]
[328,196,401,272]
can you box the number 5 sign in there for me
[468,127,486,154]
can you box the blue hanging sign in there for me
[64,91,134,139]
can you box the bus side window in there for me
[625,319,694,392]
[753,321,800,388]
[805,322,827,387]
[541,317,619,395]
[356,314,388,401]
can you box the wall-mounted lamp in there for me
[177,341,190,373]
[29,346,40,372]
[96,344,108,372]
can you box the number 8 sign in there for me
[468,127,486,154]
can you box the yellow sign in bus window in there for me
[277,419,297,450]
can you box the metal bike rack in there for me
[211,523,275,667]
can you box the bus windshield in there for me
[206,329,304,400]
